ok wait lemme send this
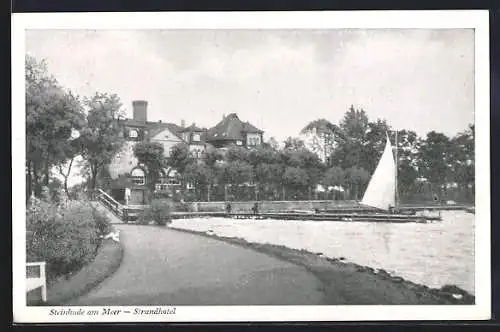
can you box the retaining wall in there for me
[188,200,360,213]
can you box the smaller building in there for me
[205,113,264,149]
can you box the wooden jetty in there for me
[169,211,439,223]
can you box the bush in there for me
[26,196,102,282]
[149,199,172,226]
[137,208,152,225]
[91,207,112,236]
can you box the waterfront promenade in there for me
[69,224,325,305]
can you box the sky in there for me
[26,29,475,142]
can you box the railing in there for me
[95,189,125,220]
[94,189,148,223]
[26,262,47,302]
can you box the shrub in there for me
[149,199,172,226]
[26,196,102,282]
[137,208,152,225]
[91,207,112,236]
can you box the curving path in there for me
[69,219,325,305]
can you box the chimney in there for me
[181,119,186,128]
[222,113,226,120]
[132,100,148,123]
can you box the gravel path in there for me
[70,224,325,305]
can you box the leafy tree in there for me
[201,146,223,168]
[225,146,250,163]
[166,143,194,175]
[340,105,369,141]
[329,105,369,169]
[345,166,371,200]
[283,137,306,150]
[363,119,391,173]
[282,166,310,199]
[26,55,85,198]
[417,131,452,197]
[183,162,213,186]
[219,161,254,185]
[393,129,420,198]
[265,137,280,151]
[449,124,474,201]
[133,141,166,190]
[322,166,345,187]
[79,92,124,189]
[248,145,280,166]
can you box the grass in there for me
[28,238,124,306]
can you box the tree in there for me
[283,137,306,150]
[219,161,254,185]
[329,105,369,169]
[282,166,310,199]
[166,143,194,175]
[133,141,166,191]
[201,146,223,168]
[417,131,452,198]
[322,166,345,187]
[26,55,85,198]
[265,137,280,151]
[183,162,213,201]
[449,124,474,201]
[393,129,420,199]
[363,119,391,173]
[345,166,370,200]
[225,146,250,163]
[79,92,124,190]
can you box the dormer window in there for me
[129,129,138,138]
[193,133,201,142]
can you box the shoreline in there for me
[166,224,475,305]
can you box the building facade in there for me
[108,101,264,204]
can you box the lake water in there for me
[170,210,475,294]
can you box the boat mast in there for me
[394,130,399,210]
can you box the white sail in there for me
[361,134,396,210]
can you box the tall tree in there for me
[417,131,452,197]
[26,55,85,198]
[345,166,371,200]
[133,141,166,191]
[329,105,369,169]
[393,129,420,199]
[449,124,475,201]
[79,92,124,190]
[166,143,194,175]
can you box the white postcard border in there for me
[12,10,491,323]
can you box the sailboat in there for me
[361,133,397,211]
[316,132,441,223]
[356,132,441,222]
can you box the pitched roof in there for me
[179,123,205,133]
[147,122,184,140]
[121,118,184,140]
[206,113,263,141]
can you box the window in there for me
[236,140,243,146]
[131,168,145,185]
[129,129,138,138]
[193,133,201,142]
